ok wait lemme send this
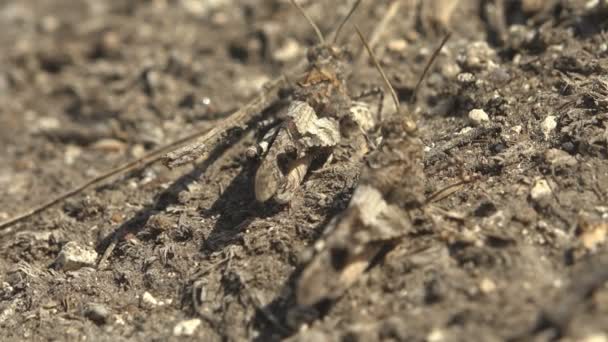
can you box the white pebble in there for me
[173,318,202,336]
[141,291,160,307]
[272,38,301,62]
[530,179,552,202]
[55,242,98,271]
[580,333,607,342]
[468,109,489,126]
[479,278,497,293]
[511,125,522,134]
[541,115,557,139]
[459,41,496,70]
[427,329,445,342]
[387,38,408,52]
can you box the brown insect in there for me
[252,0,376,204]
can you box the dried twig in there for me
[0,75,288,233]
[0,128,207,232]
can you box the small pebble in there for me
[459,41,497,71]
[511,125,522,134]
[130,144,146,158]
[440,61,461,79]
[427,329,445,342]
[141,291,161,308]
[387,38,408,52]
[530,179,552,202]
[173,318,202,336]
[272,38,302,62]
[55,242,98,271]
[479,278,497,294]
[522,0,545,13]
[468,108,489,126]
[64,145,82,165]
[540,115,557,139]
[580,333,608,342]
[457,72,476,84]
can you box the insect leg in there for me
[246,124,281,159]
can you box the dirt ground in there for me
[1,0,607,341]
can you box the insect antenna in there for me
[333,0,363,44]
[354,25,400,113]
[355,26,452,127]
[411,32,451,104]
[289,0,325,44]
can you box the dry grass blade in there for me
[0,133,196,232]
[0,76,288,233]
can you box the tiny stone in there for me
[440,61,461,79]
[84,303,111,325]
[272,38,301,62]
[540,115,557,139]
[387,38,408,52]
[511,125,522,134]
[55,242,98,271]
[91,138,126,153]
[479,278,497,293]
[180,0,231,17]
[141,291,160,307]
[530,179,552,202]
[459,41,497,71]
[580,333,608,342]
[427,329,445,342]
[586,0,600,10]
[64,145,82,165]
[173,318,202,336]
[468,109,489,126]
[40,15,60,33]
[522,0,545,13]
[457,72,476,84]
[131,144,146,158]
[37,116,61,131]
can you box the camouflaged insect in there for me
[296,115,426,307]
[254,16,375,204]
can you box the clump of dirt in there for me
[1,0,607,341]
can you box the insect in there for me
[295,27,451,309]
[251,0,376,204]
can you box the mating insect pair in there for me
[224,0,450,312]
[257,2,453,310]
